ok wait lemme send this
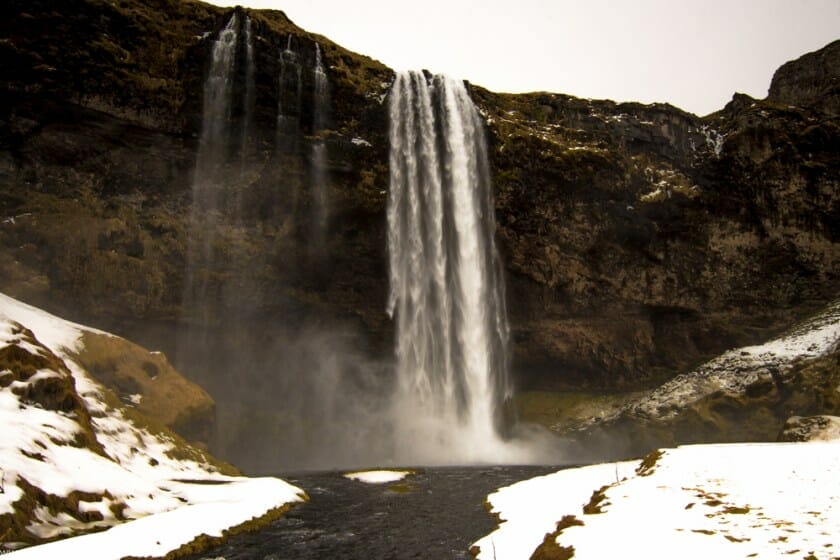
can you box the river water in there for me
[185,465,560,560]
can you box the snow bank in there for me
[343,470,414,484]
[0,292,106,353]
[5,477,302,560]
[0,292,305,557]
[473,441,840,560]
[472,461,637,560]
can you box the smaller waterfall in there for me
[276,35,302,154]
[193,13,239,213]
[239,15,255,167]
[309,43,330,251]
[184,13,240,325]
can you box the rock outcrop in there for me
[0,292,239,547]
[768,39,840,115]
[0,0,838,466]
[777,415,840,442]
[563,301,840,459]
[73,331,216,446]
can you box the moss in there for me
[724,535,750,543]
[582,485,611,515]
[74,332,216,446]
[0,325,105,456]
[386,481,418,494]
[635,449,665,477]
[122,498,306,560]
[720,506,751,515]
[0,478,117,545]
[529,515,583,560]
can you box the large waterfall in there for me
[387,71,516,463]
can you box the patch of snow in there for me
[700,125,725,157]
[343,470,414,484]
[0,292,109,353]
[350,137,372,147]
[7,477,302,560]
[0,292,305,557]
[472,461,637,560]
[474,441,840,560]
[127,393,142,406]
[600,300,840,423]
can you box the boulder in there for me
[777,415,840,442]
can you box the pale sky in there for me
[206,0,840,116]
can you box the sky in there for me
[205,0,840,116]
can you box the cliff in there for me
[0,0,837,444]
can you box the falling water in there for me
[184,13,240,323]
[309,43,330,252]
[239,15,255,167]
[276,35,302,154]
[387,71,516,463]
[193,13,239,214]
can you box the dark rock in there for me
[777,415,840,442]
[768,39,840,115]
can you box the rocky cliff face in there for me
[477,82,839,390]
[0,0,837,421]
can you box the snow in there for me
[0,292,305,557]
[0,292,110,353]
[474,441,840,560]
[472,461,637,560]
[343,470,414,484]
[7,477,302,560]
[589,300,840,425]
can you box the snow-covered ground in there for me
[473,440,840,560]
[0,293,305,558]
[343,470,414,484]
[589,300,840,427]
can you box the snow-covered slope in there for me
[474,440,840,560]
[558,300,840,454]
[625,300,840,422]
[0,293,305,557]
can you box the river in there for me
[184,465,560,560]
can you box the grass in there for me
[514,390,644,433]
[121,500,305,560]
[529,515,584,560]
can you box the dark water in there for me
[186,466,559,560]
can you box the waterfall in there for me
[184,13,240,325]
[193,13,239,213]
[276,35,302,154]
[310,43,330,253]
[387,71,514,462]
[240,15,254,167]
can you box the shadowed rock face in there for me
[0,0,838,409]
[769,39,840,116]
